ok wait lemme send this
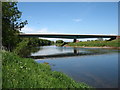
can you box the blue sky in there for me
[17,2,118,41]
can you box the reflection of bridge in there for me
[28,47,112,59]
[19,33,119,42]
[28,51,107,59]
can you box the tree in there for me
[2,2,27,51]
[56,40,64,43]
[97,38,104,41]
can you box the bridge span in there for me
[19,33,119,42]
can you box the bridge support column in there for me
[73,39,77,42]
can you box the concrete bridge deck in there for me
[19,33,119,38]
[19,33,119,42]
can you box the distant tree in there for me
[56,40,64,43]
[2,2,27,51]
[97,38,104,41]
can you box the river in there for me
[29,45,118,88]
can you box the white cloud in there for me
[73,18,82,22]
[21,26,34,33]
[21,26,58,34]
[38,28,48,33]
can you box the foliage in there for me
[50,41,55,45]
[67,39,120,47]
[13,39,29,57]
[2,51,93,89]
[37,38,52,46]
[56,40,64,43]
[13,38,52,57]
[2,2,27,51]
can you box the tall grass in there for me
[2,51,92,88]
[67,39,120,47]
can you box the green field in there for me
[2,51,92,88]
[67,39,120,48]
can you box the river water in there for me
[30,45,118,88]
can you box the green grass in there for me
[67,39,120,47]
[2,51,92,88]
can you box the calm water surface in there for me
[30,45,118,88]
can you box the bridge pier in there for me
[73,39,77,42]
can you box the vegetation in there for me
[2,2,53,53]
[55,40,69,46]
[13,38,52,57]
[67,39,120,47]
[56,40,64,43]
[55,43,65,46]
[27,38,52,46]
[2,51,92,88]
[2,2,27,51]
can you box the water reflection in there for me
[23,46,120,88]
[27,45,118,88]
[35,53,118,88]
[20,46,41,57]
[29,46,119,59]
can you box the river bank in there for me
[2,51,92,88]
[64,39,120,49]
[64,45,120,49]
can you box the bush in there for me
[56,40,64,43]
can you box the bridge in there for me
[19,33,119,42]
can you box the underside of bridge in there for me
[19,33,119,42]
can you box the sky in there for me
[17,2,118,41]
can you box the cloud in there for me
[21,26,35,33]
[73,18,82,22]
[21,26,57,34]
[38,28,48,33]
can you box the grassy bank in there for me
[2,51,92,88]
[66,39,120,48]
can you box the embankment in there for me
[2,51,92,88]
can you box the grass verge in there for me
[67,39,120,47]
[2,51,93,88]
